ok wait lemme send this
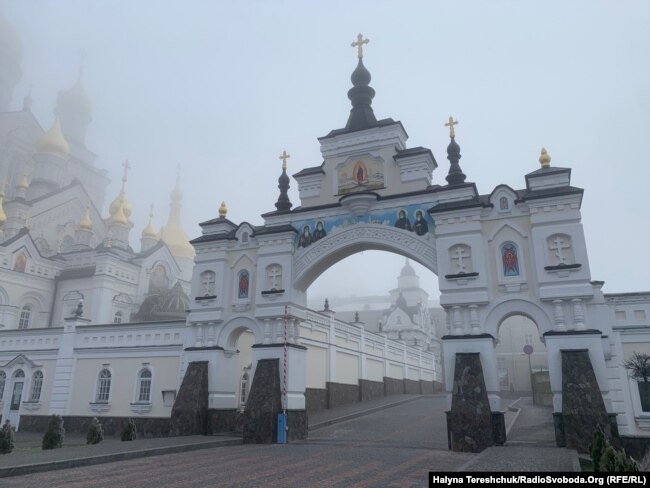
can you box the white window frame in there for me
[30,370,43,401]
[18,305,32,329]
[95,368,112,403]
[136,368,152,403]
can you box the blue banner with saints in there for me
[293,204,435,249]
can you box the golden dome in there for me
[219,201,227,218]
[110,198,128,225]
[108,159,132,223]
[37,118,70,157]
[17,174,29,190]
[78,204,93,230]
[539,147,551,168]
[161,177,195,259]
[142,204,158,238]
[0,184,6,226]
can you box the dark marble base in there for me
[305,388,328,413]
[326,382,359,409]
[18,415,171,438]
[492,412,506,445]
[420,380,434,394]
[287,410,308,441]
[616,436,650,462]
[170,361,209,436]
[561,350,611,453]
[207,409,244,434]
[384,377,404,396]
[404,379,420,394]
[243,359,282,444]
[360,379,385,401]
[553,412,566,447]
[446,352,495,453]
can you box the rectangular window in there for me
[525,334,533,346]
[615,310,626,320]
[634,310,647,321]
[18,309,31,329]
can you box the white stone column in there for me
[552,300,566,331]
[469,305,480,334]
[571,299,585,331]
[452,306,463,335]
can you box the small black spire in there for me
[444,116,466,186]
[345,34,377,131]
[275,150,292,212]
[324,298,330,311]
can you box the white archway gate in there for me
[174,47,619,451]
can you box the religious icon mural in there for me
[293,205,435,249]
[501,242,520,276]
[238,270,250,299]
[337,156,384,195]
[394,209,412,231]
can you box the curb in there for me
[0,437,242,479]
[308,395,425,431]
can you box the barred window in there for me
[96,369,112,403]
[137,369,152,403]
[30,371,43,401]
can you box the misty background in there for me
[3,0,649,304]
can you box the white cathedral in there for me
[1,19,649,448]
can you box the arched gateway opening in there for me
[177,37,616,453]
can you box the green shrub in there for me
[42,414,65,450]
[86,417,104,445]
[120,418,137,441]
[0,420,15,454]
[589,430,639,472]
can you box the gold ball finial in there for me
[219,201,227,219]
[539,147,551,168]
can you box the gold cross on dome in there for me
[121,159,131,182]
[279,150,290,170]
[445,116,459,138]
[351,33,369,59]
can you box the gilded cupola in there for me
[36,117,70,157]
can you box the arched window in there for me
[137,369,152,403]
[95,369,112,403]
[238,270,250,299]
[18,305,32,329]
[61,235,75,252]
[499,197,509,210]
[114,311,123,324]
[200,270,216,297]
[501,242,520,277]
[149,264,169,293]
[266,264,282,290]
[242,232,249,244]
[0,371,6,401]
[30,371,43,401]
[14,253,27,272]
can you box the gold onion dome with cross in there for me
[109,160,133,224]
[141,204,158,238]
[78,203,93,230]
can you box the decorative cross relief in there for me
[266,264,282,290]
[550,235,571,265]
[448,244,471,275]
[454,246,467,273]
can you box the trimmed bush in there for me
[120,418,137,441]
[86,417,104,445]
[42,414,65,450]
[589,430,639,472]
[0,420,15,454]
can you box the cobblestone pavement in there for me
[4,396,474,488]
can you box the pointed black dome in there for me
[275,167,292,212]
[345,58,377,131]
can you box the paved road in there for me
[4,396,473,488]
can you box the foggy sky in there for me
[3,0,649,302]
